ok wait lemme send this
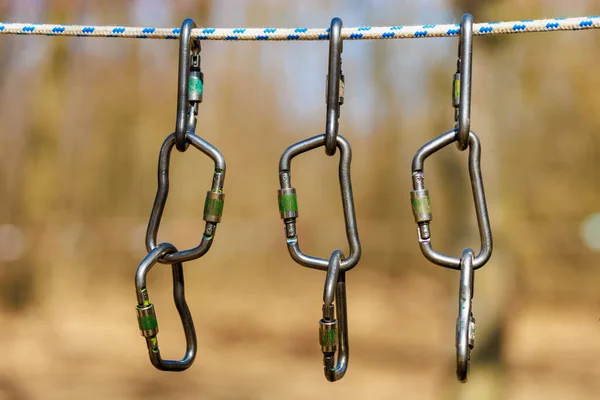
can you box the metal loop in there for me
[455,13,473,151]
[175,18,202,152]
[410,129,492,270]
[134,243,197,371]
[146,131,226,264]
[456,248,475,383]
[318,250,349,382]
[325,17,344,156]
[277,134,361,272]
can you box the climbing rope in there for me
[0,15,598,40]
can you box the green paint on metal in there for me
[454,78,460,100]
[204,196,224,218]
[188,75,203,97]
[278,193,298,213]
[138,314,158,331]
[320,329,337,346]
[411,196,431,215]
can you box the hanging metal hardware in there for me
[135,243,197,371]
[277,17,359,382]
[146,18,226,265]
[409,13,490,383]
[456,248,476,382]
[325,17,345,156]
[135,18,226,372]
[410,129,492,270]
[453,13,473,151]
[319,250,349,382]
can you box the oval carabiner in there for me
[410,130,492,270]
[454,13,473,151]
[146,132,226,264]
[134,243,197,371]
[319,250,349,382]
[325,17,344,156]
[456,248,476,383]
[277,134,361,272]
[175,18,203,152]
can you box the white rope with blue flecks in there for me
[0,16,598,40]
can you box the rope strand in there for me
[0,16,598,40]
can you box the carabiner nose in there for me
[319,250,349,382]
[456,248,475,382]
[325,17,344,156]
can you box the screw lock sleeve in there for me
[203,191,225,223]
[319,319,338,354]
[410,189,432,223]
[136,303,159,338]
[278,188,298,219]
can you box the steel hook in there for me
[454,13,473,151]
[325,17,344,156]
[175,18,202,152]
[319,250,349,382]
[456,248,476,382]
[135,243,197,371]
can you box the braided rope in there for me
[0,16,598,40]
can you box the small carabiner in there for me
[410,130,492,270]
[325,17,345,156]
[319,250,349,382]
[454,13,473,151]
[175,18,203,152]
[134,243,197,371]
[456,248,476,383]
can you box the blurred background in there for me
[0,0,599,399]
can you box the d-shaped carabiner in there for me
[319,250,349,382]
[456,248,476,383]
[145,131,226,264]
[175,18,203,152]
[410,130,492,270]
[325,17,344,156]
[278,134,361,272]
[454,13,473,151]
[135,243,197,371]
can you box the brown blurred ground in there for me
[0,0,599,399]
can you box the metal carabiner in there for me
[410,130,492,270]
[175,18,203,152]
[145,132,226,264]
[277,134,361,272]
[324,17,345,156]
[456,248,476,383]
[454,13,473,151]
[319,250,349,382]
[135,242,197,371]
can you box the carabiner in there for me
[410,130,492,270]
[134,243,197,371]
[456,248,476,383]
[278,134,361,272]
[324,17,344,156]
[454,13,473,151]
[175,18,203,152]
[319,250,349,382]
[145,132,226,264]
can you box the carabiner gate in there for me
[319,250,349,382]
[456,248,476,383]
[135,243,197,371]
